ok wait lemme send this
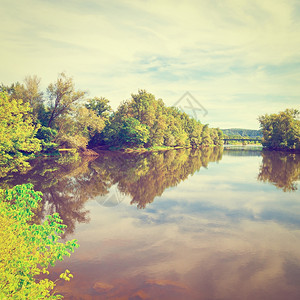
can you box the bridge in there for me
[222,138,262,145]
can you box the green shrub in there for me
[0,184,79,299]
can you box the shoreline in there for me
[31,143,300,160]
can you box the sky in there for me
[1,0,299,129]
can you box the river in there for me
[1,147,300,300]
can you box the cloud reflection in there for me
[44,149,300,299]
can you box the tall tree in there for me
[23,75,43,108]
[47,73,86,128]
[1,77,49,126]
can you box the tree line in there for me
[222,128,262,138]
[0,73,223,177]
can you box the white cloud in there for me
[0,0,299,128]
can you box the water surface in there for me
[1,148,300,300]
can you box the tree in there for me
[258,109,300,150]
[23,76,44,112]
[118,117,149,147]
[0,184,79,299]
[47,73,86,128]
[201,124,213,146]
[85,97,112,147]
[1,77,44,124]
[98,90,222,149]
[0,82,26,101]
[23,75,45,123]
[36,127,58,152]
[0,92,41,177]
[54,106,105,151]
[85,97,112,119]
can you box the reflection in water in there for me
[0,154,111,236]
[258,151,300,192]
[92,147,223,209]
[0,148,223,235]
[96,184,126,207]
[223,148,262,156]
[2,148,300,299]
[50,149,300,300]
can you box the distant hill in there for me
[221,128,262,138]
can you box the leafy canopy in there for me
[258,108,300,150]
[102,90,223,148]
[47,72,86,128]
[0,184,79,299]
[0,92,41,177]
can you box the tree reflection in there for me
[0,154,111,236]
[258,151,300,192]
[0,148,223,236]
[90,147,223,209]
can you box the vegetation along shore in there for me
[0,73,223,178]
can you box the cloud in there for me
[0,0,299,128]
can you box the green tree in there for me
[36,127,58,152]
[201,124,213,146]
[85,97,112,147]
[0,92,41,177]
[54,106,105,151]
[0,82,26,102]
[118,117,149,147]
[47,73,86,128]
[1,76,45,124]
[98,90,223,149]
[85,97,112,119]
[0,184,79,299]
[258,109,300,150]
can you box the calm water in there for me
[1,148,300,300]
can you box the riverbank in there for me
[91,144,222,154]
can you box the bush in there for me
[36,127,58,152]
[0,184,79,299]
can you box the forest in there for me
[0,73,223,178]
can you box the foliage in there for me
[36,127,58,152]
[44,74,107,151]
[2,74,223,166]
[0,184,79,299]
[47,73,86,128]
[0,73,109,177]
[85,97,112,119]
[258,109,300,150]
[85,97,112,147]
[0,92,41,178]
[1,76,45,124]
[102,90,222,149]
[114,117,150,147]
[55,107,105,151]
